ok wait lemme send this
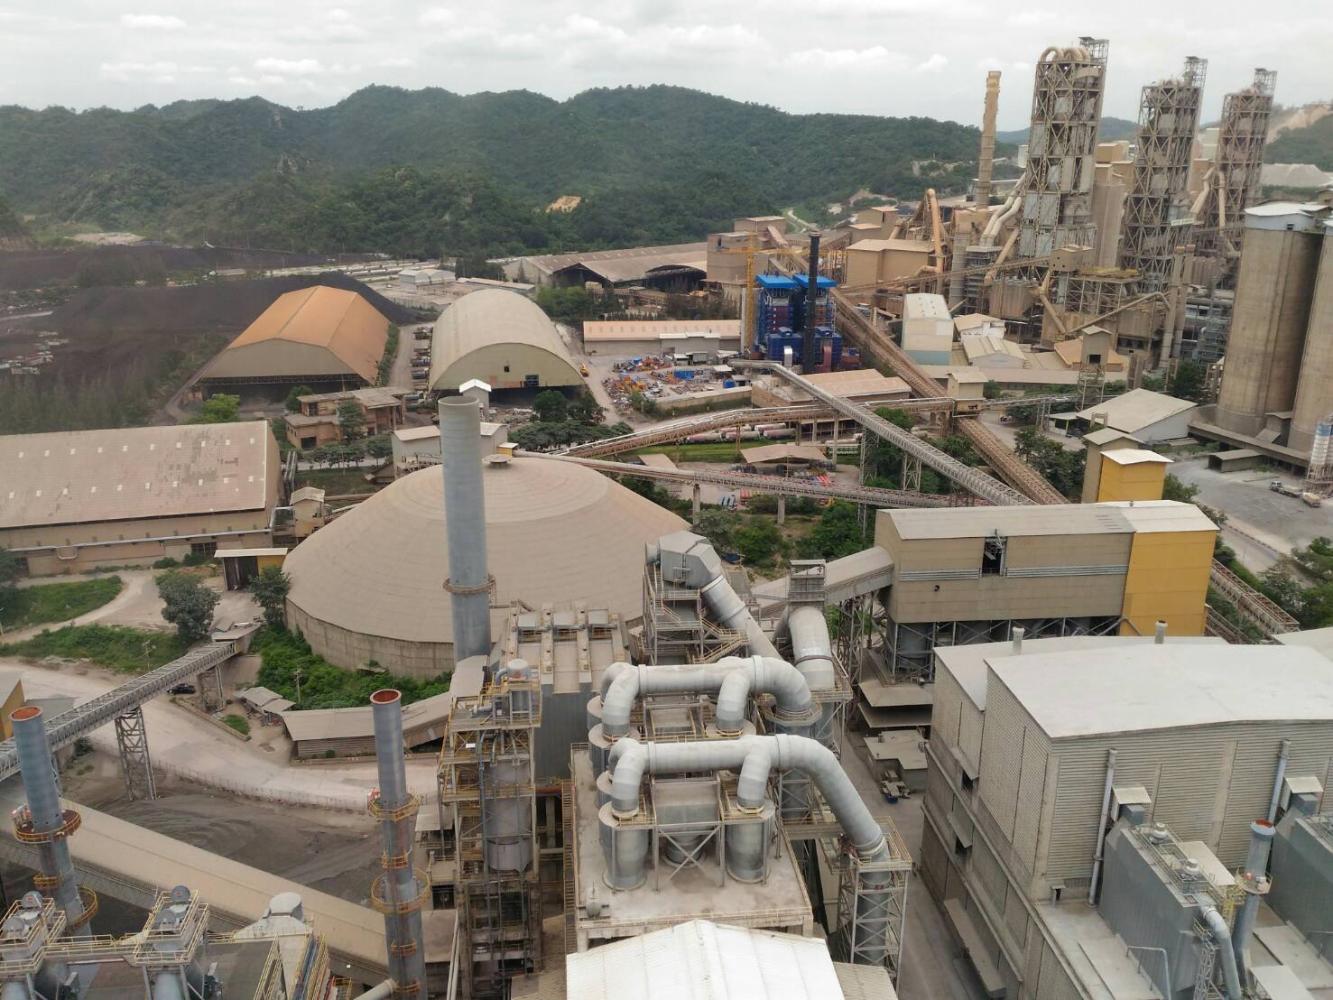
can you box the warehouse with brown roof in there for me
[428,289,583,394]
[201,286,391,398]
[0,421,279,576]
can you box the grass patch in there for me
[0,624,190,673]
[633,442,745,462]
[222,714,251,736]
[295,468,378,496]
[0,577,123,631]
[255,628,448,710]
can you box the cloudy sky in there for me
[1,1,1328,128]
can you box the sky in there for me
[1,1,1328,129]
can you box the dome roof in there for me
[285,457,686,646]
[428,289,582,391]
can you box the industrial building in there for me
[200,285,392,398]
[1052,387,1197,444]
[428,289,584,394]
[283,385,407,449]
[283,450,685,676]
[580,318,742,356]
[501,243,707,291]
[1200,197,1333,478]
[901,294,954,365]
[0,421,279,576]
[922,634,1333,999]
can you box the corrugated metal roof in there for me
[285,458,685,646]
[740,444,827,464]
[206,286,390,384]
[1075,388,1195,432]
[1274,625,1333,663]
[1082,428,1142,446]
[519,242,708,283]
[1101,449,1171,466]
[953,313,1001,332]
[961,335,1026,363]
[846,238,931,253]
[988,644,1333,739]
[429,289,582,390]
[903,293,950,319]
[290,486,325,504]
[583,319,741,342]
[0,421,272,529]
[563,920,849,999]
[887,503,1131,539]
[1103,499,1216,533]
[833,962,898,1000]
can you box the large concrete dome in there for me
[285,457,686,676]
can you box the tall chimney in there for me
[440,396,492,661]
[1232,819,1276,980]
[369,690,427,997]
[11,706,91,937]
[803,231,822,370]
[976,71,1001,209]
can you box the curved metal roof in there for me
[428,289,582,390]
[285,457,686,646]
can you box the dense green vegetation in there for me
[1266,114,1333,170]
[996,116,1138,145]
[0,577,122,631]
[0,193,28,242]
[0,85,996,256]
[0,624,189,672]
[254,628,447,710]
[1258,537,1333,629]
[1014,428,1086,500]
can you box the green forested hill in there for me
[0,85,995,258]
[1266,114,1333,170]
[995,115,1139,145]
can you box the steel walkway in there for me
[0,640,238,783]
[529,451,957,508]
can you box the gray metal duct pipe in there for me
[11,706,89,937]
[700,574,781,659]
[785,605,836,692]
[1200,906,1244,1000]
[608,735,887,861]
[354,981,396,1000]
[1088,748,1117,905]
[370,690,427,998]
[1267,738,1291,822]
[1232,819,1276,982]
[599,658,814,738]
[439,396,492,661]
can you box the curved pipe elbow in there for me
[1200,906,1244,1000]
[609,737,647,814]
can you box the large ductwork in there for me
[1232,819,1276,982]
[1200,905,1244,1000]
[598,657,815,738]
[11,706,90,937]
[369,690,427,998]
[784,605,836,692]
[439,395,492,662]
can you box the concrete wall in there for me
[1095,458,1166,503]
[1118,527,1213,636]
[1216,225,1323,436]
[1289,228,1333,455]
[287,602,453,680]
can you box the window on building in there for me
[190,541,217,557]
[301,436,317,449]
[1087,353,1102,365]
[982,533,1006,575]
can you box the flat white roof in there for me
[989,644,1333,739]
[903,292,950,319]
[1075,388,1195,433]
[1101,449,1171,466]
[215,547,288,559]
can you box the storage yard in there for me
[0,25,1329,1000]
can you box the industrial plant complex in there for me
[0,25,1331,1000]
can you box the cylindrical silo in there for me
[1288,221,1333,456]
[1215,206,1324,437]
[439,395,492,661]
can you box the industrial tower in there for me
[1016,38,1109,261]
[1195,68,1278,270]
[1120,58,1207,293]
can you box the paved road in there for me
[390,321,433,390]
[10,660,436,811]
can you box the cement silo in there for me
[1288,220,1333,455]
[1214,204,1325,437]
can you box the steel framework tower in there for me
[1121,58,1207,293]
[1017,38,1109,260]
[975,71,1002,210]
[1196,69,1277,265]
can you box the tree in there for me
[734,519,782,565]
[1170,360,1206,403]
[1162,473,1200,504]
[308,444,332,465]
[366,434,392,461]
[191,394,240,424]
[336,399,366,440]
[692,508,739,551]
[284,385,314,412]
[798,502,867,559]
[249,565,292,630]
[157,571,219,643]
[0,547,20,595]
[567,391,604,425]
[533,390,568,423]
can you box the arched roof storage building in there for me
[202,286,390,395]
[428,289,583,392]
[284,457,686,677]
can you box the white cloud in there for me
[917,53,948,72]
[254,57,324,76]
[787,46,904,70]
[419,8,456,25]
[100,60,179,83]
[120,13,186,30]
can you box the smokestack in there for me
[440,396,492,661]
[1011,626,1025,655]
[11,706,91,937]
[369,690,427,997]
[976,71,1001,209]
[1154,621,1167,644]
[1232,819,1276,980]
[803,231,822,370]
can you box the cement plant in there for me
[0,20,1331,1000]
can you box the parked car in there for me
[169,683,196,695]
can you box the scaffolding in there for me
[114,707,156,802]
[1121,59,1207,294]
[1195,69,1277,271]
[641,560,746,665]
[437,673,544,999]
[1017,38,1109,262]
